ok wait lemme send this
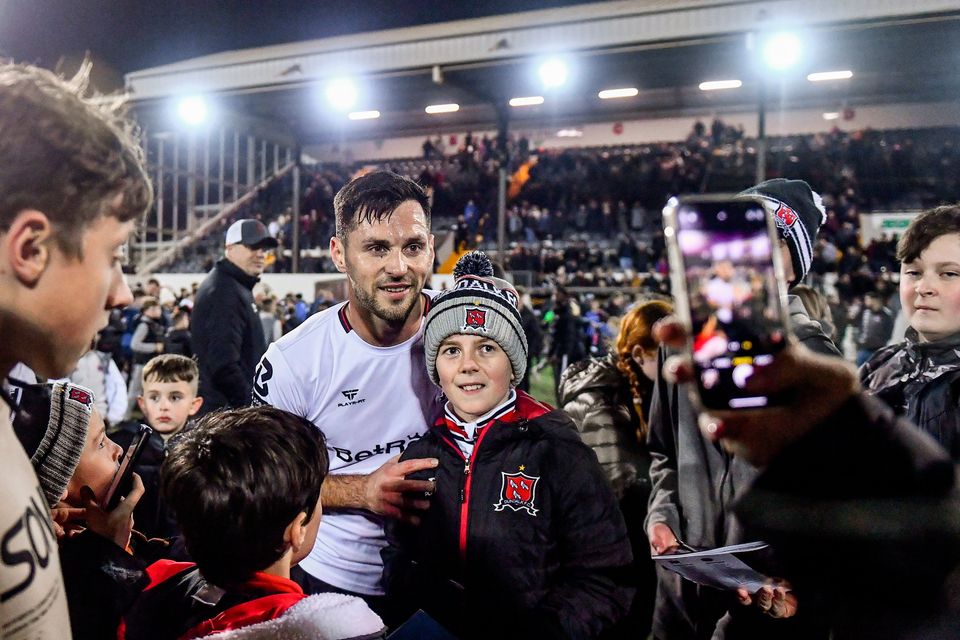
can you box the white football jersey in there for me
[253,293,441,595]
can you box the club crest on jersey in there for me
[463,307,488,332]
[493,471,539,516]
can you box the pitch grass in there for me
[527,363,558,408]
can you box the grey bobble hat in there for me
[424,252,528,387]
[12,381,94,507]
[737,178,826,286]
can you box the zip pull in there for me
[464,460,471,476]
[459,460,470,503]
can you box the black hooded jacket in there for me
[191,258,266,413]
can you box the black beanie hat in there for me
[738,178,826,286]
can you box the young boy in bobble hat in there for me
[383,251,634,639]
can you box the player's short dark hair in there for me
[162,406,328,586]
[334,170,430,243]
[897,205,960,263]
[0,63,152,258]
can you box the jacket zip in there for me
[436,423,496,562]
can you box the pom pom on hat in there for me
[453,251,495,279]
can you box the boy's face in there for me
[436,334,513,422]
[900,233,960,342]
[66,409,123,505]
[137,379,203,435]
[11,210,134,378]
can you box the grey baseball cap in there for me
[225,219,279,249]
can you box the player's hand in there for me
[736,584,798,619]
[80,472,145,549]
[655,317,859,466]
[364,455,438,525]
[648,522,680,555]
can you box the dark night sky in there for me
[0,0,607,89]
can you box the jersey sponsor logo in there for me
[1,485,56,603]
[493,470,540,516]
[253,358,274,399]
[464,308,488,332]
[331,433,423,463]
[337,387,365,407]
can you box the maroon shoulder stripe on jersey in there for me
[338,303,352,333]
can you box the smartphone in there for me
[663,194,792,410]
[101,424,153,511]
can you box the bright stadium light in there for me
[425,103,459,114]
[598,87,639,99]
[822,112,841,120]
[539,58,568,88]
[762,32,802,71]
[808,70,853,82]
[509,96,544,107]
[699,79,742,91]
[348,110,380,120]
[176,96,208,126]
[325,78,358,111]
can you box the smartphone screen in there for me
[101,425,152,511]
[670,198,788,409]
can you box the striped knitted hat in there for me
[12,381,94,507]
[424,251,528,386]
[738,178,826,286]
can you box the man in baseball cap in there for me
[191,219,277,414]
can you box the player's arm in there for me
[322,455,438,525]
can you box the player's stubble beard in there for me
[351,274,421,325]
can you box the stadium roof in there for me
[126,0,960,145]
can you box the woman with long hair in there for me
[558,298,672,638]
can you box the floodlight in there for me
[325,78,358,111]
[598,87,639,100]
[762,32,802,71]
[699,79,742,91]
[808,70,853,82]
[425,103,459,114]
[539,58,568,88]
[348,110,380,120]
[176,96,208,126]
[556,129,583,138]
[509,96,544,107]
[822,112,840,120]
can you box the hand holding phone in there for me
[663,195,792,410]
[101,424,153,511]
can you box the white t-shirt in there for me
[253,296,441,595]
[0,400,73,638]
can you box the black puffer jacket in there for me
[191,258,266,413]
[861,328,960,459]
[382,391,633,639]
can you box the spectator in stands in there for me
[253,171,441,621]
[558,298,673,638]
[385,251,633,639]
[162,308,192,358]
[259,297,283,344]
[121,406,385,639]
[646,179,840,640]
[862,205,960,459]
[71,336,128,429]
[192,219,277,415]
[516,286,543,392]
[126,296,165,418]
[0,62,150,637]
[549,285,587,390]
[855,291,895,365]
